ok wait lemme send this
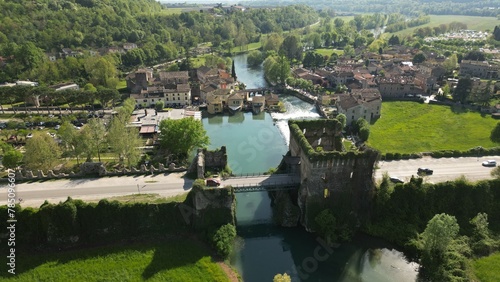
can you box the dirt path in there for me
[218,262,240,282]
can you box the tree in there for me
[453,77,472,103]
[412,53,426,64]
[108,113,142,167]
[273,273,291,282]
[158,118,209,159]
[82,118,107,162]
[263,33,283,52]
[247,50,264,67]
[58,120,85,165]
[417,213,459,254]
[2,150,23,169]
[280,35,303,62]
[212,224,236,258]
[442,54,458,73]
[155,101,164,112]
[23,134,61,171]
[490,122,500,144]
[97,88,119,110]
[231,59,236,79]
[336,114,347,128]
[315,209,337,245]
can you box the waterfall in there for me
[271,96,321,146]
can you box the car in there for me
[206,178,221,187]
[417,168,433,175]
[482,160,497,167]
[390,177,404,184]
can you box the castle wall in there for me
[289,128,379,230]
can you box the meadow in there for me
[367,102,499,154]
[1,238,229,282]
[473,252,500,282]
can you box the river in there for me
[202,53,418,281]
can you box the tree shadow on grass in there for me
[142,238,209,279]
[2,237,208,279]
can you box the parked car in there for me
[417,168,433,175]
[390,177,404,184]
[482,160,497,167]
[206,178,221,187]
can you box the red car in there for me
[206,178,221,187]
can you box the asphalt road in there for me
[0,173,298,207]
[1,156,498,207]
[375,156,499,183]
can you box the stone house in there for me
[460,60,499,79]
[131,84,191,108]
[227,92,245,112]
[377,76,423,98]
[252,95,265,114]
[335,88,382,125]
[414,62,446,93]
[126,68,154,94]
[265,93,280,107]
[158,71,189,85]
[206,92,224,114]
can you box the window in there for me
[143,99,147,102]
[178,97,180,100]
[352,116,354,121]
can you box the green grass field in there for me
[315,48,344,57]
[473,252,500,282]
[367,102,499,154]
[2,238,229,282]
[388,15,499,37]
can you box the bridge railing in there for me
[231,180,300,189]
[228,172,299,179]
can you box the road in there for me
[0,173,298,208]
[376,156,499,183]
[1,156,497,207]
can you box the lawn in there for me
[473,252,500,282]
[315,48,344,57]
[367,102,499,154]
[387,15,499,37]
[2,238,230,282]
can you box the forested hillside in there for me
[0,0,318,84]
[243,0,500,17]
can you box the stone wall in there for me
[190,186,236,230]
[289,122,380,231]
[188,146,228,179]
[6,162,187,183]
[204,146,227,169]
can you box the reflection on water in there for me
[202,112,287,175]
[228,111,245,123]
